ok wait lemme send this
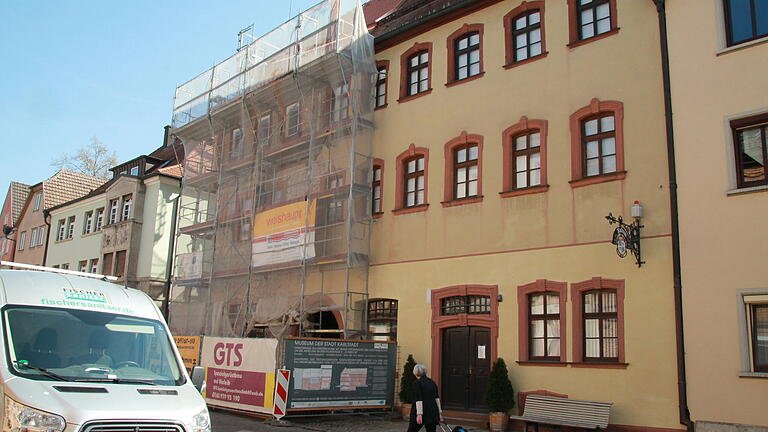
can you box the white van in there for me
[0,268,209,432]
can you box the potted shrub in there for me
[486,357,514,431]
[398,354,417,420]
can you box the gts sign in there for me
[213,342,243,367]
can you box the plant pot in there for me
[400,403,412,421]
[489,412,509,432]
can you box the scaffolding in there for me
[168,0,375,342]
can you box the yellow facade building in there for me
[666,1,768,431]
[367,0,683,429]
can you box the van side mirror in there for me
[191,366,205,393]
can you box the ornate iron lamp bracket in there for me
[605,213,645,267]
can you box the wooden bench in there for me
[509,394,612,431]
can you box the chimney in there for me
[163,125,171,147]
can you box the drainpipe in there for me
[162,190,181,320]
[651,1,692,431]
[41,209,52,266]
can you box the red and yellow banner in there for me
[252,200,316,268]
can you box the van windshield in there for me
[4,306,183,386]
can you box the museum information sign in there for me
[284,338,396,409]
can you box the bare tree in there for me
[51,137,118,179]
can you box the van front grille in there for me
[80,421,185,432]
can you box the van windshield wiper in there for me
[13,360,67,381]
[75,377,158,386]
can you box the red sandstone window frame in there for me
[375,60,389,109]
[442,132,483,208]
[399,42,433,103]
[502,117,549,197]
[517,280,567,364]
[394,144,429,215]
[372,158,384,218]
[503,1,547,69]
[569,99,625,188]
[566,0,619,48]
[571,277,627,366]
[446,24,485,86]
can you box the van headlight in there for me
[191,408,210,432]
[4,396,66,432]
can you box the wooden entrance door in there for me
[441,326,491,411]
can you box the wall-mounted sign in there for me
[606,213,644,267]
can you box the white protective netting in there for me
[168,0,376,342]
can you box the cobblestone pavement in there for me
[212,410,490,432]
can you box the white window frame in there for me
[285,103,300,137]
[33,192,42,211]
[84,211,93,235]
[231,128,243,159]
[737,289,768,377]
[78,261,88,272]
[95,208,105,231]
[18,232,26,251]
[257,113,271,147]
[66,216,75,239]
[122,195,133,221]
[89,258,99,273]
[57,220,66,241]
[29,228,37,249]
[109,200,119,224]
[38,226,45,246]
[130,166,139,176]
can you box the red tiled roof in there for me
[363,0,403,28]
[43,170,106,210]
[370,0,474,38]
[10,182,30,226]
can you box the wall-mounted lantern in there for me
[605,201,645,267]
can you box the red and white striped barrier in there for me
[273,369,291,420]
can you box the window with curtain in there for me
[454,143,479,199]
[513,131,542,188]
[582,113,617,177]
[407,51,429,96]
[404,156,425,208]
[732,115,767,188]
[372,165,382,214]
[375,67,387,108]
[368,299,398,341]
[529,293,560,360]
[583,289,619,361]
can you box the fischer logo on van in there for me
[38,287,135,314]
[62,287,110,304]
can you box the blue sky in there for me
[0,0,340,192]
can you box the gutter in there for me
[41,209,52,267]
[652,1,692,431]
[162,191,180,320]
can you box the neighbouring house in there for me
[666,1,768,430]
[46,130,184,311]
[365,0,681,430]
[13,170,105,267]
[0,181,30,262]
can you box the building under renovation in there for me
[168,0,376,342]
